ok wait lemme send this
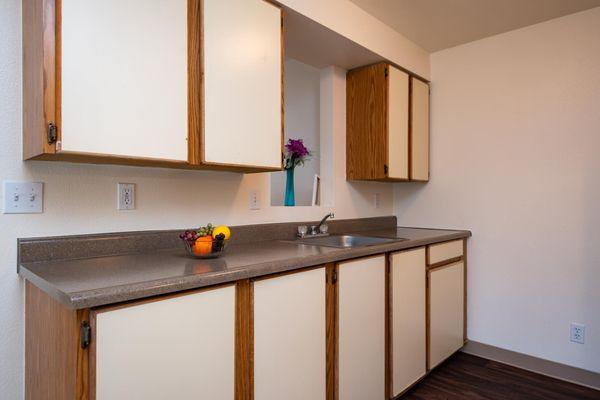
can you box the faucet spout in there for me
[315,212,335,233]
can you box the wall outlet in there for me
[117,183,135,210]
[249,191,260,210]
[3,181,43,214]
[373,193,380,208]
[570,323,585,344]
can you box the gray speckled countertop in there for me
[19,226,470,309]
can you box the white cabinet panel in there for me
[94,285,235,400]
[388,66,409,180]
[429,262,465,369]
[254,268,326,400]
[410,78,429,180]
[338,256,386,400]
[61,0,188,161]
[203,0,282,168]
[391,248,426,396]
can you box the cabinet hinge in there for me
[47,122,58,144]
[384,164,389,175]
[80,321,91,349]
[384,68,388,77]
[331,270,338,284]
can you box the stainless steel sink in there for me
[293,234,403,248]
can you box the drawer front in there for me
[427,239,463,265]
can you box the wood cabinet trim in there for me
[25,281,89,400]
[428,255,464,270]
[188,0,203,165]
[326,263,338,400]
[23,0,59,158]
[235,280,252,400]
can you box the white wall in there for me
[395,8,600,372]
[0,1,394,397]
[271,59,321,206]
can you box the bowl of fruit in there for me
[179,223,231,259]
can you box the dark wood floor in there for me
[402,352,600,400]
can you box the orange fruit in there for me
[192,236,213,255]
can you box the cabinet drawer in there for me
[427,239,463,265]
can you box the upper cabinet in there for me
[23,0,283,172]
[346,62,430,182]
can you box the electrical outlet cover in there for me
[118,183,135,210]
[249,191,260,210]
[570,323,585,344]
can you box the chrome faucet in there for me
[310,213,335,236]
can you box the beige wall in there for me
[0,1,400,397]
[395,7,600,372]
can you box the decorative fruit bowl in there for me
[180,224,231,259]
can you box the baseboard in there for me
[461,341,600,391]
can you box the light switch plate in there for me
[3,181,44,214]
[117,183,135,210]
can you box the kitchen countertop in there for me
[19,226,471,309]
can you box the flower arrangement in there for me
[283,138,311,170]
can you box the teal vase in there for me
[284,167,295,206]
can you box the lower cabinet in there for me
[253,268,327,400]
[338,255,386,400]
[25,239,468,400]
[428,261,465,369]
[91,285,236,400]
[390,248,427,397]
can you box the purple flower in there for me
[283,138,311,169]
[285,139,309,158]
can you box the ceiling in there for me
[349,0,600,52]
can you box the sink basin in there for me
[293,234,404,248]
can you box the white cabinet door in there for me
[253,268,326,400]
[391,248,426,396]
[388,66,409,180]
[338,256,386,400]
[428,261,465,369]
[61,0,189,161]
[93,285,235,400]
[203,0,282,168]
[410,77,430,181]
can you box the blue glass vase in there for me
[284,167,295,206]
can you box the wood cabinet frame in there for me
[22,0,284,173]
[346,61,430,182]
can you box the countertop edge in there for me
[20,229,471,309]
